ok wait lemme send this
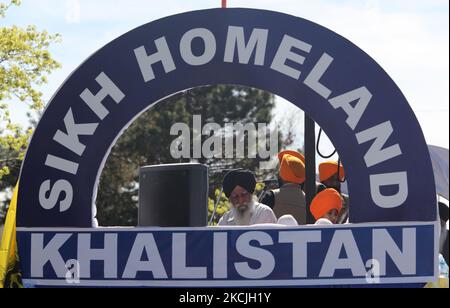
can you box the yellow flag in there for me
[0,182,23,288]
[425,277,449,288]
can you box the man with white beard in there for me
[218,169,277,226]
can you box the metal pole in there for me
[304,114,316,224]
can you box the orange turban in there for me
[310,188,343,220]
[278,150,305,165]
[278,151,305,184]
[279,154,305,184]
[319,161,345,182]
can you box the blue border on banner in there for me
[17,222,439,287]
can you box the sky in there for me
[1,0,449,160]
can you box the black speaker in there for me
[138,163,208,227]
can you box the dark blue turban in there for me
[223,169,256,198]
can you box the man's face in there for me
[229,186,252,213]
[324,208,339,224]
[322,174,341,192]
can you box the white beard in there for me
[231,200,256,225]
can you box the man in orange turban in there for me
[319,161,345,192]
[278,150,306,184]
[310,188,343,224]
[260,150,307,225]
[318,161,349,223]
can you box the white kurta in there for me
[218,202,277,226]
[314,218,333,225]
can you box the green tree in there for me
[0,0,60,219]
[96,85,293,226]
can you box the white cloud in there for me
[65,0,81,24]
[63,0,205,23]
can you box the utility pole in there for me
[304,114,316,224]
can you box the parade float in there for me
[2,7,443,288]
